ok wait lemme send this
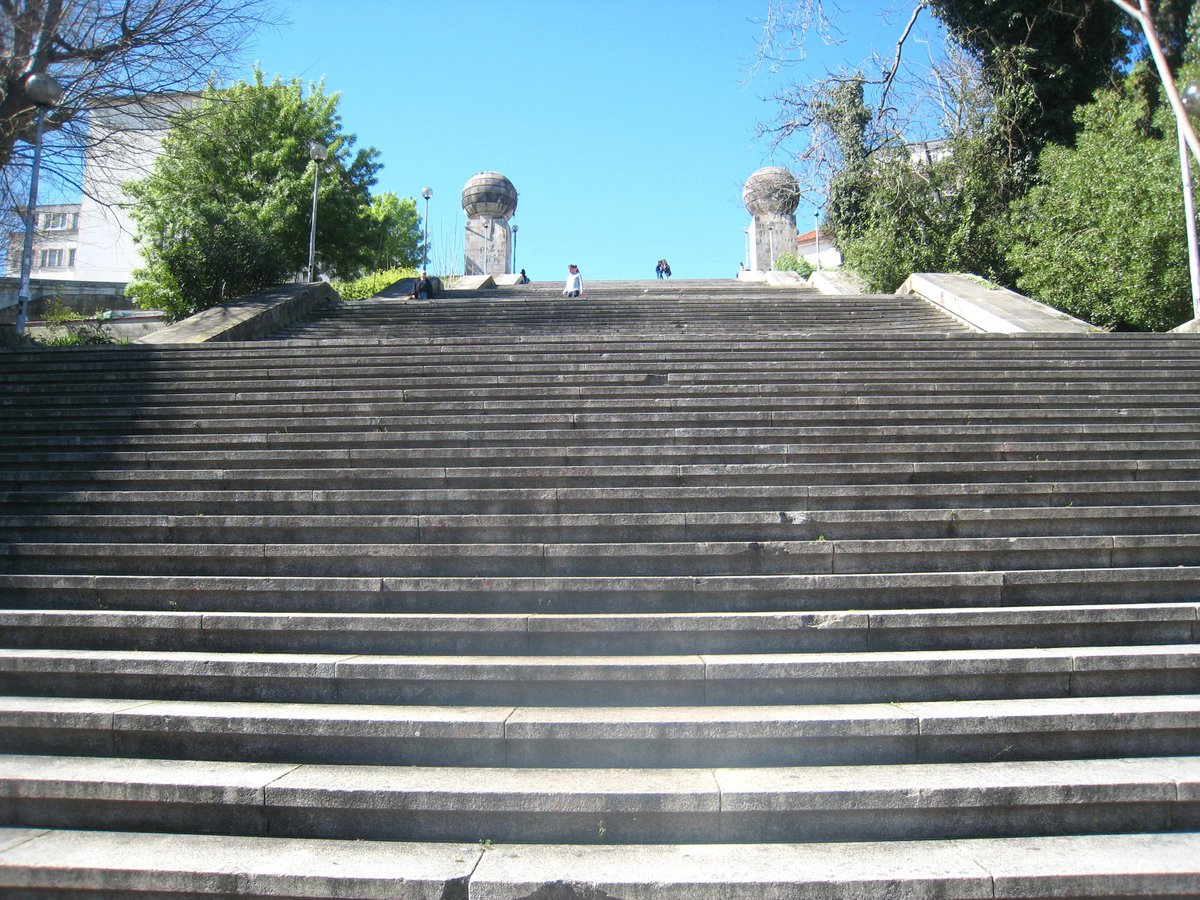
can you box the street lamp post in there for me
[15,72,64,337]
[511,224,518,273]
[421,186,432,270]
[768,223,777,270]
[813,211,822,273]
[307,141,328,282]
[1180,81,1200,319]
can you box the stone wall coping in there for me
[133,282,337,344]
[449,275,496,291]
[899,273,1094,334]
[808,270,868,295]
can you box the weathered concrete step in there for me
[0,753,1194,843]
[6,388,1200,422]
[2,459,1199,492]
[2,603,1193,655]
[2,828,1197,899]
[11,415,1200,446]
[3,567,1198,614]
[1,645,1195,706]
[2,695,1197,767]
[6,329,1197,359]
[12,391,1195,423]
[4,435,1199,471]
[4,534,1197,577]
[44,358,1193,384]
[6,370,1200,400]
[7,428,1200,467]
[3,505,1199,544]
[6,480,1200,516]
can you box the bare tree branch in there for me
[879,0,928,115]
[1,0,281,172]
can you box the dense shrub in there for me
[1008,74,1194,331]
[331,267,418,301]
[772,252,815,278]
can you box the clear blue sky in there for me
[243,2,931,281]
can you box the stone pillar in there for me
[462,172,518,276]
[742,167,800,272]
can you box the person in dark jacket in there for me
[411,270,434,300]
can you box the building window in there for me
[41,211,78,231]
[39,248,65,268]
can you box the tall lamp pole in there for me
[421,186,432,270]
[307,141,328,282]
[1180,81,1200,319]
[511,223,518,273]
[15,72,64,337]
[813,211,822,273]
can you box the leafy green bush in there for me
[331,267,418,301]
[1007,71,1193,331]
[126,70,382,321]
[31,296,116,346]
[34,322,115,346]
[773,252,815,278]
[43,295,85,326]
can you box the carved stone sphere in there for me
[462,171,518,219]
[742,166,800,216]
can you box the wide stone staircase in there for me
[0,279,1198,896]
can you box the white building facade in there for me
[72,95,192,282]
[5,202,82,278]
[6,94,191,285]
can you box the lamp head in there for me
[24,72,63,107]
[1183,81,1200,117]
[309,141,329,162]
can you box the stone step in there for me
[1,753,1194,844]
[3,461,1200,493]
[7,408,1200,439]
[4,289,1200,890]
[2,695,1197,767]
[1,645,1195,706]
[8,423,1200,457]
[5,480,1200,516]
[6,380,1200,410]
[2,828,1197,898]
[1,505,1198,544]
[3,534,1196,577]
[1,603,1193,655]
[2,567,1196,613]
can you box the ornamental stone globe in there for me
[462,172,518,276]
[742,166,800,272]
[742,166,801,218]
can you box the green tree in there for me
[925,0,1130,159]
[825,54,1028,292]
[1007,70,1193,331]
[366,192,423,271]
[125,70,380,320]
[816,77,873,249]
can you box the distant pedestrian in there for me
[518,269,529,284]
[563,263,583,297]
[655,260,664,279]
[661,260,671,278]
[411,269,434,300]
